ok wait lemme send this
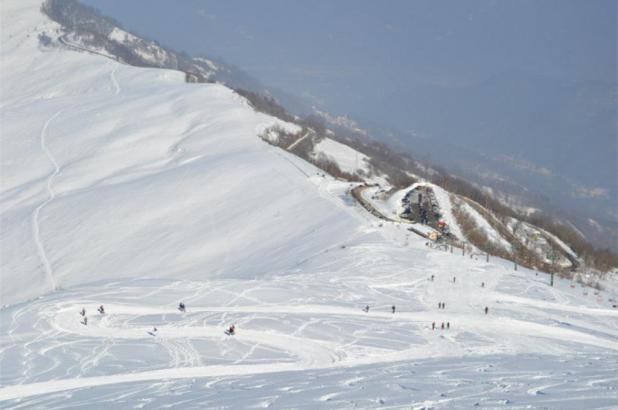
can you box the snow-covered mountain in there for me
[1,1,617,408]
[1,0,373,306]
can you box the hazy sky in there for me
[84,1,615,104]
[84,0,617,210]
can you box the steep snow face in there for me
[0,0,359,305]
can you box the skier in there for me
[481,282,485,288]
[81,316,88,326]
[80,308,86,317]
[98,305,105,314]
[178,302,186,312]
[432,321,436,330]
[153,327,158,333]
[438,302,441,309]
[430,274,434,282]
[392,305,396,314]
[484,306,489,315]
[447,322,450,330]
[363,305,370,313]
[226,324,235,335]
[442,302,446,310]
[441,322,445,330]
[453,276,456,283]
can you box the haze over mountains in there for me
[83,0,618,250]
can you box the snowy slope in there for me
[0,0,358,305]
[1,2,617,409]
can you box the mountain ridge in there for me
[35,0,616,279]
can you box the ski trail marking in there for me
[32,110,64,292]
[110,62,120,95]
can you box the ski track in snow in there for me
[110,61,121,95]
[29,61,121,297]
[31,110,64,293]
[1,295,616,402]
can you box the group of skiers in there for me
[427,274,492,330]
[432,321,450,330]
[433,301,449,330]
[79,305,105,326]
[78,294,489,336]
[79,302,235,336]
[79,301,237,335]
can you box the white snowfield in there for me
[1,1,617,409]
[1,0,345,306]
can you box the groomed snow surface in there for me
[1,1,618,409]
